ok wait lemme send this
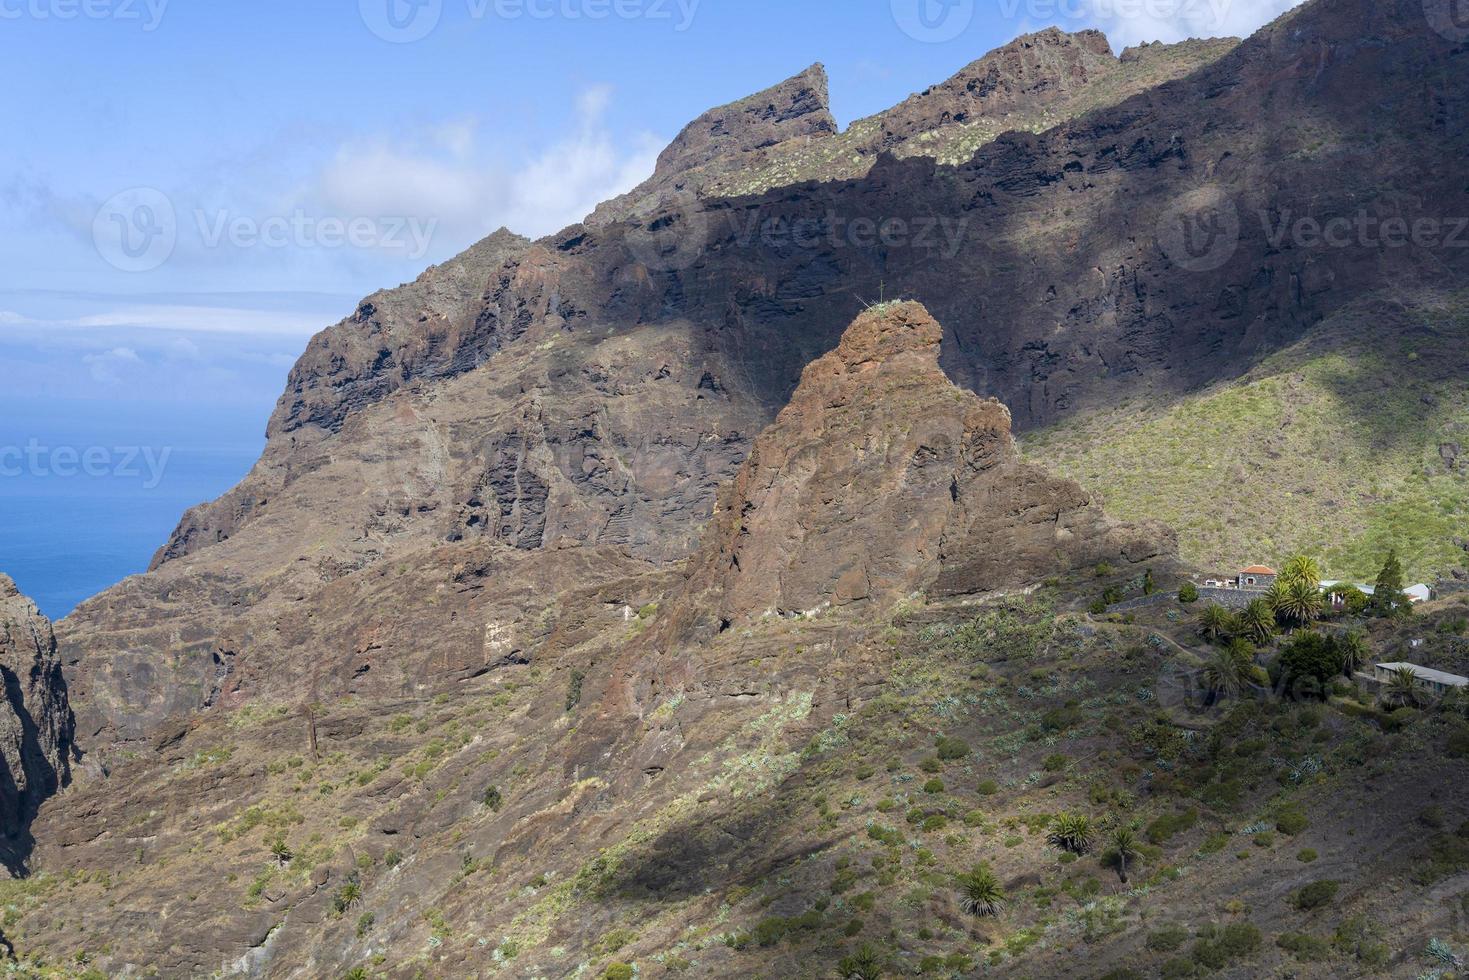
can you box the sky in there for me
[0,0,1304,614]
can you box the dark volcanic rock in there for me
[670,303,1172,631]
[653,63,836,180]
[0,575,72,874]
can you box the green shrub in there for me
[1252,832,1275,848]
[1290,880,1339,911]
[1146,924,1190,952]
[1179,583,1200,604]
[1147,809,1199,845]
[482,785,503,811]
[355,912,374,937]
[1160,958,1198,979]
[1296,848,1318,863]
[921,815,948,832]
[1276,931,1331,961]
[1198,832,1230,855]
[565,669,585,712]
[603,965,635,980]
[1192,922,1261,969]
[837,945,885,980]
[920,756,943,774]
[1275,806,1309,836]
[1042,753,1068,773]
[976,780,999,796]
[1041,703,1083,732]
[934,736,971,761]
[922,778,945,795]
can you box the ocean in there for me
[0,399,265,620]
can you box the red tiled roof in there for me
[1240,565,1277,575]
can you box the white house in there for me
[1373,662,1469,697]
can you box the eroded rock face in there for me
[672,303,1173,631]
[652,63,837,180]
[0,576,73,874]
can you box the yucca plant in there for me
[1047,813,1096,855]
[838,944,885,980]
[955,864,1006,917]
[1110,827,1140,884]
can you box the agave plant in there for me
[1047,813,1096,855]
[1110,827,1140,884]
[955,864,1006,917]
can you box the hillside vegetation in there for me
[1025,295,1469,583]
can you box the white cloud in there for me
[0,305,326,337]
[317,84,661,244]
[1082,0,1306,47]
[82,346,143,385]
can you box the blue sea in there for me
[0,399,266,620]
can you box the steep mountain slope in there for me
[56,0,1469,763]
[16,305,1174,977]
[1025,293,1469,581]
[8,0,1469,975]
[0,576,72,877]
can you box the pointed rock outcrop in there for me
[652,63,836,180]
[673,303,1173,631]
[0,576,73,875]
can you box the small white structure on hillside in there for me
[1373,662,1469,697]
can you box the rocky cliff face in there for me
[57,0,1469,756]
[0,576,72,875]
[673,303,1173,633]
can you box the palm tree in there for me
[955,864,1006,917]
[1383,666,1425,709]
[1047,813,1097,855]
[1110,827,1140,884]
[1272,578,1324,630]
[1203,648,1247,703]
[1197,604,1235,643]
[1235,599,1278,646]
[1337,631,1368,678]
[1280,555,1322,591]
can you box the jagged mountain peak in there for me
[652,62,836,180]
